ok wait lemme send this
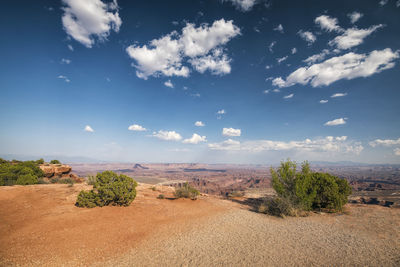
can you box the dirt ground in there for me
[1,184,399,266]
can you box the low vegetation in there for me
[174,182,200,200]
[259,160,352,217]
[76,171,138,208]
[0,158,45,186]
[50,159,61,164]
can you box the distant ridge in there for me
[133,164,149,169]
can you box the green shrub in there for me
[258,197,297,217]
[157,194,165,199]
[16,174,38,185]
[50,159,61,164]
[0,159,44,186]
[35,158,45,164]
[87,175,97,185]
[268,159,352,215]
[174,182,200,200]
[76,171,138,208]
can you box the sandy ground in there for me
[0,184,399,266]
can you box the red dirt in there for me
[0,184,227,266]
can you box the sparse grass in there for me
[174,182,200,200]
[228,191,245,198]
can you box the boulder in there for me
[39,164,72,178]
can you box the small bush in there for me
[228,191,245,198]
[87,175,97,185]
[76,171,138,208]
[16,174,38,185]
[59,178,75,184]
[258,197,297,217]
[174,182,200,200]
[157,194,165,199]
[50,159,61,164]
[266,159,352,216]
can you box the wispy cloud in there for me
[298,30,316,45]
[315,15,342,32]
[329,24,384,50]
[283,93,294,99]
[61,58,71,64]
[164,80,174,88]
[348,11,363,24]
[269,41,276,53]
[273,24,284,33]
[58,75,70,83]
[331,93,347,98]
[319,100,328,104]
[324,118,347,126]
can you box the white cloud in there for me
[67,44,74,51]
[272,48,399,88]
[269,41,276,53]
[217,109,226,115]
[298,30,316,45]
[195,121,205,127]
[277,56,288,64]
[324,118,347,126]
[303,49,330,65]
[319,100,328,104]
[348,12,363,24]
[329,24,384,50]
[61,58,71,64]
[273,24,284,33]
[208,136,363,154]
[222,127,241,137]
[189,48,231,75]
[58,75,70,83]
[84,125,94,132]
[379,0,388,6]
[369,137,400,147]
[182,133,207,144]
[126,19,240,79]
[263,89,270,94]
[283,93,294,99]
[395,148,400,156]
[291,48,297,54]
[331,92,347,98]
[164,80,174,88]
[61,0,122,48]
[128,124,146,131]
[397,0,400,8]
[272,88,280,93]
[152,130,182,141]
[224,0,258,12]
[315,15,342,32]
[265,65,272,70]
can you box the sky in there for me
[0,0,400,164]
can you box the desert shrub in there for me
[258,197,297,217]
[267,160,352,215]
[59,178,75,184]
[0,159,44,186]
[76,171,138,208]
[37,178,49,184]
[228,191,245,198]
[174,182,200,200]
[50,159,61,164]
[157,194,165,199]
[35,158,45,164]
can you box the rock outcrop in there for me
[39,164,82,182]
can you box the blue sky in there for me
[0,0,400,164]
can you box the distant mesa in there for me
[133,164,149,169]
[183,168,226,173]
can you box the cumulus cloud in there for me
[298,30,316,45]
[269,41,276,53]
[283,93,294,99]
[164,80,174,88]
[58,75,70,83]
[272,48,399,88]
[208,136,362,154]
[348,11,363,24]
[324,118,347,126]
[195,121,205,127]
[223,0,258,12]
[277,56,288,64]
[331,93,347,98]
[84,125,94,132]
[128,124,146,131]
[182,133,207,144]
[329,24,384,50]
[126,19,240,79]
[61,58,71,64]
[315,15,342,32]
[152,130,182,141]
[61,0,122,48]
[320,100,328,104]
[273,24,284,33]
[217,109,226,115]
[369,137,400,147]
[303,49,330,65]
[189,48,231,75]
[291,48,297,54]
[222,127,241,137]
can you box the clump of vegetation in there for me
[174,182,200,200]
[260,159,352,217]
[228,191,245,198]
[0,158,44,186]
[157,194,165,199]
[87,175,97,185]
[76,171,138,208]
[50,159,61,164]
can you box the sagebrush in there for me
[174,182,200,200]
